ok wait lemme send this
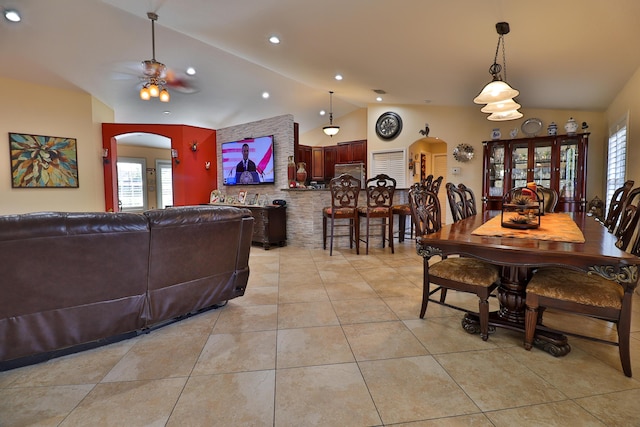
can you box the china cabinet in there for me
[482,133,588,212]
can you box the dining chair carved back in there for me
[536,185,558,213]
[524,186,640,376]
[458,183,477,217]
[409,182,500,340]
[358,174,396,254]
[322,174,361,256]
[602,180,635,232]
[446,183,467,222]
[393,175,443,243]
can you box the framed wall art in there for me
[9,133,79,188]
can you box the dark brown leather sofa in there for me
[0,206,253,369]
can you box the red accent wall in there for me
[102,123,217,212]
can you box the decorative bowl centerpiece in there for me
[501,188,541,229]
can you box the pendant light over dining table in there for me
[323,91,340,137]
[474,22,522,121]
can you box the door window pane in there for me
[117,157,147,211]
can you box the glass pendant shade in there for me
[487,109,523,121]
[480,98,521,113]
[323,125,340,136]
[474,80,519,104]
[159,88,170,102]
[149,84,160,97]
[140,86,151,100]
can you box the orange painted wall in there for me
[102,123,217,211]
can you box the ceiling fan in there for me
[135,12,198,101]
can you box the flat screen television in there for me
[221,135,275,186]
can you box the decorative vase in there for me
[287,156,296,183]
[547,122,558,136]
[296,162,307,185]
[564,117,578,136]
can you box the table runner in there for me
[471,213,585,243]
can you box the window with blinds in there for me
[156,160,173,209]
[370,150,406,188]
[605,118,628,212]
[117,157,147,212]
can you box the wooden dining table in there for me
[416,211,640,355]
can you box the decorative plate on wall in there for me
[521,118,543,137]
[453,143,474,162]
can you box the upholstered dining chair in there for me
[602,180,635,232]
[359,174,396,254]
[536,185,558,213]
[457,183,478,217]
[392,175,443,242]
[409,182,501,340]
[524,186,640,377]
[446,182,467,222]
[322,174,361,256]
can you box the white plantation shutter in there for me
[606,117,628,212]
[370,150,406,188]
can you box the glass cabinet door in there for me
[511,144,529,189]
[559,139,579,199]
[488,144,505,197]
[533,142,553,188]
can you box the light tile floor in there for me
[2,240,640,426]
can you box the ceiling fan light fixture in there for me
[323,91,340,137]
[140,12,170,102]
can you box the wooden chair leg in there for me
[524,303,538,350]
[439,288,448,303]
[388,215,394,254]
[420,258,430,318]
[329,216,335,256]
[354,215,360,255]
[322,216,327,250]
[618,307,633,377]
[479,297,489,341]
[398,214,406,242]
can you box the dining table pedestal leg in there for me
[461,266,571,357]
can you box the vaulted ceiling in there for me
[2,0,639,134]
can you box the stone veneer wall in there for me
[216,114,409,250]
[281,189,410,250]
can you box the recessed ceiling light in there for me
[334,74,343,81]
[319,110,326,116]
[163,111,171,115]
[262,92,270,99]
[4,9,21,22]
[376,97,383,102]
[186,67,196,76]
[269,35,280,44]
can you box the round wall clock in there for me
[375,111,403,140]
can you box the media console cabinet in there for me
[211,204,286,250]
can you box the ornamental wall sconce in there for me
[191,141,198,151]
[102,148,110,164]
[171,148,180,164]
[205,161,211,170]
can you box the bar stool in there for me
[322,174,361,256]
[393,175,443,242]
[358,174,396,254]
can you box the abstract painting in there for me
[9,133,78,188]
